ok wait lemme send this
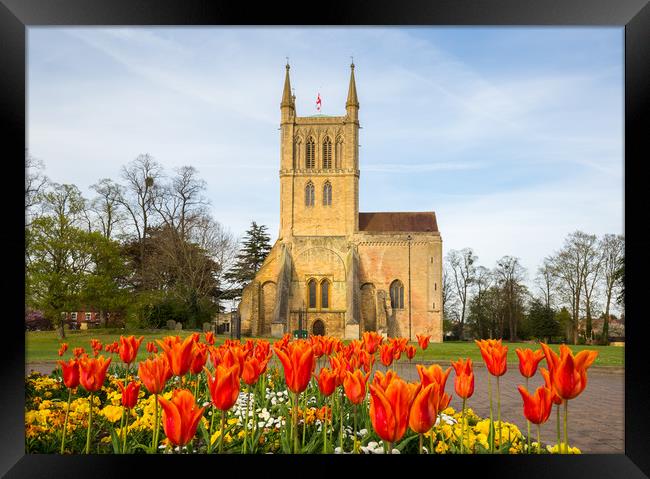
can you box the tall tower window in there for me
[293,138,302,169]
[322,137,332,169]
[335,137,343,169]
[320,279,330,309]
[308,279,317,308]
[306,137,315,169]
[305,181,315,207]
[390,280,404,309]
[323,181,332,206]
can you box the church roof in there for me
[358,212,439,233]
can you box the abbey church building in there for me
[238,62,443,341]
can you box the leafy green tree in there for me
[555,307,572,342]
[224,221,272,299]
[528,298,559,342]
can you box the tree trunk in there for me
[57,319,66,340]
[585,301,592,344]
[99,310,107,328]
[602,294,611,346]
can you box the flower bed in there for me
[25,333,593,454]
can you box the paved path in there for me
[26,360,623,453]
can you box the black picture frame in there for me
[1,0,647,477]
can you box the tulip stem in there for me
[329,394,335,446]
[488,374,494,453]
[293,392,300,454]
[339,390,344,452]
[461,397,466,454]
[537,424,541,454]
[430,421,435,454]
[152,394,160,453]
[496,375,502,451]
[122,410,129,453]
[419,433,423,454]
[219,410,226,453]
[85,392,93,454]
[119,407,125,452]
[208,407,216,453]
[353,404,358,453]
[60,388,72,454]
[386,441,392,454]
[556,403,561,453]
[243,385,250,454]
[564,399,569,454]
[525,377,531,453]
[301,391,307,449]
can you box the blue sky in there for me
[27,27,624,285]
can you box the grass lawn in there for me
[26,329,624,368]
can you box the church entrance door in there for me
[312,319,325,336]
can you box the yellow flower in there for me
[441,407,455,416]
[99,405,124,423]
[546,443,581,454]
[435,441,449,454]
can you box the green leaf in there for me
[395,433,419,452]
[109,428,121,454]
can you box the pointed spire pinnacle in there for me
[346,61,359,109]
[281,61,293,108]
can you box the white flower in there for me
[368,441,379,449]
[391,449,400,454]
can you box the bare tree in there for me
[446,248,477,340]
[580,233,602,343]
[25,154,49,224]
[599,234,625,344]
[536,257,556,311]
[494,255,526,341]
[472,265,493,338]
[117,154,163,285]
[89,178,125,240]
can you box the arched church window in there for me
[390,280,404,310]
[323,181,332,206]
[308,279,317,309]
[322,137,332,169]
[320,279,330,309]
[335,137,343,169]
[306,137,315,169]
[305,181,315,207]
[293,137,302,169]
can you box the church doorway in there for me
[312,319,326,336]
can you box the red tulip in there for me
[475,339,508,377]
[408,382,440,433]
[315,367,338,397]
[515,348,545,378]
[416,334,432,351]
[78,355,112,392]
[379,343,395,367]
[343,369,370,405]
[517,385,553,424]
[73,347,86,359]
[138,355,171,395]
[241,356,264,386]
[118,380,140,409]
[146,341,158,354]
[205,364,241,411]
[405,345,417,361]
[451,358,474,399]
[58,358,79,389]
[157,335,194,377]
[274,340,315,394]
[119,335,144,365]
[190,343,208,376]
[158,389,205,447]
[58,343,68,357]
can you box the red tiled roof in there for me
[358,212,439,233]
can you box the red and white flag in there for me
[316,92,322,111]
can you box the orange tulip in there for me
[73,347,86,359]
[359,349,375,373]
[158,389,205,447]
[451,358,474,399]
[379,343,395,367]
[416,334,431,351]
[78,355,112,392]
[221,345,248,373]
[372,369,398,391]
[539,367,562,405]
[90,339,103,357]
[409,382,440,434]
[369,375,419,444]
[204,331,215,345]
[205,364,241,411]
[157,335,194,377]
[416,363,451,392]
[362,331,383,354]
[190,343,208,375]
[517,385,553,425]
[241,356,264,386]
[274,340,315,394]
[58,343,68,357]
[515,348,545,378]
[475,339,508,377]
[146,341,158,354]
[58,358,79,389]
[552,345,598,400]
[118,380,140,409]
[315,367,338,397]
[138,355,171,395]
[119,335,144,365]
[406,345,417,361]
[343,369,370,405]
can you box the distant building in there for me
[238,62,443,341]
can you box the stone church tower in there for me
[238,62,443,342]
